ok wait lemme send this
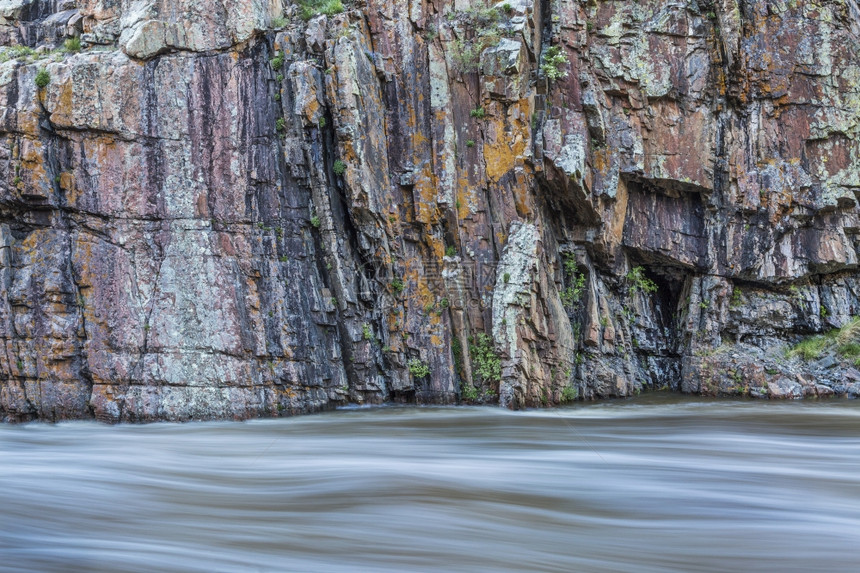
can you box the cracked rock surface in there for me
[1,0,859,422]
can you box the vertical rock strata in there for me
[0,0,858,421]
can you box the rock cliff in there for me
[1,0,859,422]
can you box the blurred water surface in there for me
[1,395,859,572]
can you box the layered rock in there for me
[0,0,858,422]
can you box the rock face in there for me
[0,0,858,422]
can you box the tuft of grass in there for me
[63,37,81,53]
[332,160,346,176]
[788,336,830,361]
[788,317,860,361]
[298,0,344,21]
[470,107,486,119]
[0,45,35,63]
[836,317,860,345]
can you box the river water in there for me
[1,395,859,572]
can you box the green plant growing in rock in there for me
[787,317,860,363]
[503,272,510,283]
[461,382,479,401]
[0,46,35,63]
[390,277,404,295]
[297,0,344,20]
[450,6,503,73]
[466,139,475,148]
[445,245,457,257]
[332,160,346,175]
[469,333,501,383]
[730,287,743,308]
[276,118,286,132]
[270,52,284,70]
[272,16,288,29]
[559,253,586,311]
[63,37,81,53]
[540,46,568,81]
[626,266,658,296]
[470,107,486,119]
[362,323,375,342]
[34,69,50,89]
[408,358,431,378]
[310,214,321,228]
[561,385,578,403]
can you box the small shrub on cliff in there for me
[626,266,658,296]
[470,107,486,119]
[730,287,743,308]
[469,333,501,383]
[449,7,503,73]
[63,37,81,53]
[34,69,50,89]
[390,277,404,295]
[561,385,578,403]
[362,323,375,342]
[445,245,456,257]
[276,118,286,132]
[461,383,479,401]
[560,254,586,310]
[332,160,346,176]
[408,358,431,379]
[540,46,568,81]
[270,52,284,70]
[310,214,321,228]
[272,16,288,29]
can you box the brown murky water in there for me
[2,395,859,572]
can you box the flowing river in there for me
[2,395,859,572]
